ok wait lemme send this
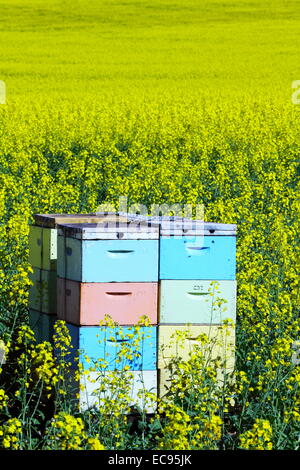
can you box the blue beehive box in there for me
[57,223,159,283]
[160,235,236,280]
[124,216,237,280]
[63,325,157,371]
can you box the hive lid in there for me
[33,212,237,236]
[121,214,237,236]
[57,220,160,240]
[32,212,129,228]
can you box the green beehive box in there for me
[29,268,57,314]
[29,225,57,271]
[159,280,237,324]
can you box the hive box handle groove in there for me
[107,338,131,343]
[105,292,132,296]
[186,246,210,251]
[187,292,209,296]
[107,250,134,254]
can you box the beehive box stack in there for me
[28,212,237,411]
[128,215,237,397]
[28,213,122,342]
[56,220,159,411]
[157,218,236,397]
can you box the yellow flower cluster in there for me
[0,389,8,411]
[49,412,86,450]
[0,418,22,450]
[156,402,193,450]
[53,320,72,357]
[0,95,299,449]
[30,342,59,388]
[239,419,273,450]
[47,412,106,450]
[87,436,105,450]
[15,325,36,349]
[192,415,223,449]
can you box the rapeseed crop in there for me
[0,0,299,450]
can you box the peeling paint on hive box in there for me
[57,279,158,325]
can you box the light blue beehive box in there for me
[123,215,236,280]
[159,220,236,280]
[62,325,157,371]
[56,222,159,283]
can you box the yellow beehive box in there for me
[158,365,234,399]
[158,324,235,370]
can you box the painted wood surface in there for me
[159,280,236,324]
[57,279,158,325]
[57,237,159,282]
[29,225,57,271]
[158,324,235,369]
[34,212,129,228]
[29,268,57,314]
[29,310,56,344]
[127,214,237,236]
[158,366,234,399]
[79,370,157,412]
[65,325,157,370]
[57,222,159,240]
[160,235,236,280]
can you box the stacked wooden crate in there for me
[55,219,159,411]
[28,213,120,342]
[29,212,237,410]
[159,218,236,396]
[126,216,237,396]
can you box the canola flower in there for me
[239,419,273,450]
[0,389,8,411]
[47,412,86,450]
[0,97,299,449]
[0,418,22,450]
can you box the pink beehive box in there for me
[57,279,158,326]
